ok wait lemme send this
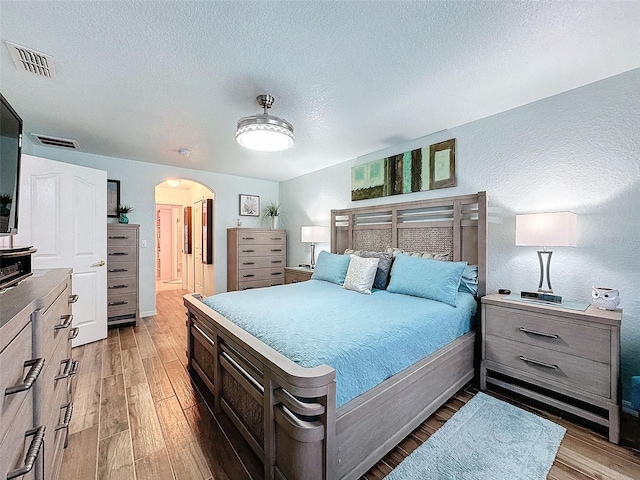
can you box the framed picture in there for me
[239,194,260,216]
[107,179,120,217]
[429,139,456,189]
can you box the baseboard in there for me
[622,400,638,417]
[140,310,157,318]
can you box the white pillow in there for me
[343,255,380,295]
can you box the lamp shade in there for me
[301,226,329,243]
[236,94,294,152]
[515,212,577,247]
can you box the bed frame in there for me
[184,191,487,480]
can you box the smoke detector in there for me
[31,134,79,150]
[5,41,56,78]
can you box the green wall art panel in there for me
[351,138,456,201]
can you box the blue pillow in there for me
[459,265,478,296]
[387,253,466,306]
[311,251,351,285]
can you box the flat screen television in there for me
[0,92,22,236]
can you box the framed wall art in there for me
[239,194,260,216]
[107,179,120,217]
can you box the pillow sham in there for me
[311,251,351,285]
[387,253,466,306]
[343,255,380,295]
[386,247,450,262]
[344,249,393,289]
[459,264,478,295]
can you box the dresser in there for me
[107,224,140,327]
[1,269,77,480]
[480,293,621,443]
[284,266,314,284]
[227,228,286,291]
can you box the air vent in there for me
[31,134,79,150]
[5,41,56,78]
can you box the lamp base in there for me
[537,250,554,293]
[521,291,562,304]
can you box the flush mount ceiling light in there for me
[167,179,181,187]
[236,94,294,152]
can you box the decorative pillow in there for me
[343,255,380,295]
[311,251,351,285]
[459,264,478,295]
[386,247,450,262]
[387,253,466,306]
[344,249,393,289]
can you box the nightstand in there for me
[284,266,314,284]
[480,293,622,443]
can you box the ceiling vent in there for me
[31,134,79,150]
[5,41,56,78]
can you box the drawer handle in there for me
[271,272,282,276]
[270,249,282,252]
[69,327,80,340]
[242,249,255,253]
[243,287,255,290]
[55,359,79,380]
[68,294,79,304]
[518,355,558,370]
[108,301,129,306]
[6,425,46,480]
[109,252,129,256]
[108,235,129,239]
[5,358,45,395]
[108,284,129,289]
[241,237,255,240]
[54,314,73,330]
[55,403,74,431]
[291,280,299,283]
[271,260,282,264]
[518,327,558,339]
[108,268,128,272]
[242,274,255,278]
[242,262,255,265]
[271,237,282,240]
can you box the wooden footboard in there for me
[185,293,475,480]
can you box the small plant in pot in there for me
[262,202,285,230]
[117,205,134,224]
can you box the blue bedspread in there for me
[204,280,476,407]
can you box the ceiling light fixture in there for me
[167,179,181,187]
[236,94,294,152]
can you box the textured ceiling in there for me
[1,1,639,182]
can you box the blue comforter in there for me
[204,280,476,407]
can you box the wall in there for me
[25,145,279,315]
[280,68,640,402]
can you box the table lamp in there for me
[515,212,577,293]
[301,226,329,268]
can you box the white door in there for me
[15,155,107,346]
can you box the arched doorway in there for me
[154,179,215,296]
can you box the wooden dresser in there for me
[1,269,77,480]
[227,228,286,291]
[480,293,621,443]
[107,224,140,327]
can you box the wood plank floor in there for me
[60,288,640,480]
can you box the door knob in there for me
[92,260,106,267]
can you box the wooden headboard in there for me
[331,191,488,297]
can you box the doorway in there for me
[154,179,215,296]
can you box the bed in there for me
[184,191,488,480]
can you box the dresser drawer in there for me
[0,322,36,443]
[238,244,286,257]
[38,337,72,425]
[42,376,71,480]
[484,305,610,364]
[107,232,137,247]
[108,245,138,258]
[0,398,38,480]
[108,292,137,316]
[238,231,285,245]
[107,280,137,295]
[485,335,610,398]
[107,262,137,280]
[37,283,72,360]
[237,267,285,282]
[238,255,285,270]
[238,278,285,290]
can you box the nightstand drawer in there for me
[484,305,610,364]
[485,335,610,398]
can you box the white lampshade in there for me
[515,212,577,247]
[301,226,329,243]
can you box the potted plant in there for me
[262,201,285,230]
[117,205,134,224]
[0,193,11,216]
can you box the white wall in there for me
[280,68,640,402]
[24,146,279,316]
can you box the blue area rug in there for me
[384,392,566,480]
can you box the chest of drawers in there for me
[480,293,621,443]
[107,224,139,327]
[227,228,286,291]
